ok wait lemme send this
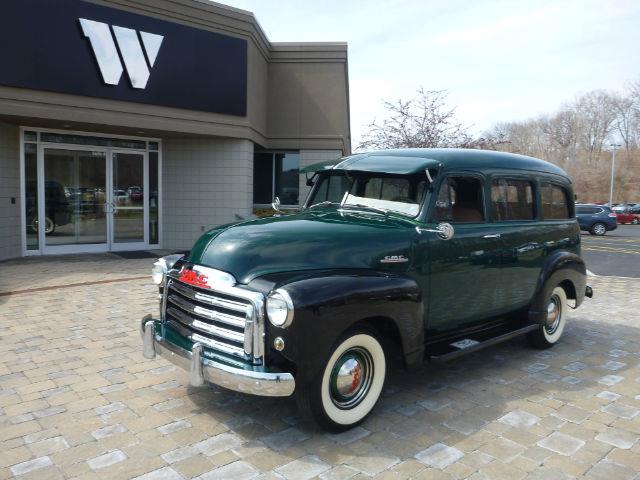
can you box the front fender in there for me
[259,271,423,386]
[529,250,587,324]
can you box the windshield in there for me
[307,171,428,217]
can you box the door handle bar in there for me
[483,234,501,238]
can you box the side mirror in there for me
[436,222,454,240]
[272,196,281,212]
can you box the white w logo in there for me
[79,18,164,90]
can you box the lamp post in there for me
[609,144,621,206]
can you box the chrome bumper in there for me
[140,316,295,397]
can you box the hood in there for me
[188,209,416,284]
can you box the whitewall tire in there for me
[296,330,386,431]
[528,286,568,349]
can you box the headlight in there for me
[266,289,294,328]
[151,254,184,285]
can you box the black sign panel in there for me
[0,0,247,116]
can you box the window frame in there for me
[427,172,487,224]
[488,175,537,223]
[539,180,573,220]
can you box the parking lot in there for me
[1,254,639,480]
[582,225,640,278]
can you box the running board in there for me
[428,324,538,363]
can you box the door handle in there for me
[483,234,501,239]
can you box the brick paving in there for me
[1,254,639,479]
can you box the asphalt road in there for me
[581,224,640,278]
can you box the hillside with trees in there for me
[359,80,640,203]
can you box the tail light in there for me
[608,213,617,218]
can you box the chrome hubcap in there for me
[594,224,605,234]
[330,348,374,409]
[545,295,561,334]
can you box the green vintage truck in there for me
[142,148,591,431]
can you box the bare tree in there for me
[573,90,618,162]
[358,88,472,151]
[613,93,638,150]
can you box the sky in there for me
[221,0,640,149]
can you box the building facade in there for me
[0,0,350,260]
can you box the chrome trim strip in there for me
[166,319,245,357]
[167,307,245,343]
[167,294,246,329]
[141,319,294,397]
[171,281,249,314]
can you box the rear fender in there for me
[529,250,587,324]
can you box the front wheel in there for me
[527,286,568,349]
[296,330,386,432]
[590,222,606,235]
[633,218,638,225]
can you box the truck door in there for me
[426,175,503,334]
[489,177,543,312]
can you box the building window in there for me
[253,152,300,206]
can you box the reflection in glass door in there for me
[43,149,107,247]
[111,152,145,245]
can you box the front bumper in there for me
[140,316,295,397]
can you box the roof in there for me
[301,148,568,177]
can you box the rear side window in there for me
[491,178,535,221]
[433,176,485,223]
[576,206,600,215]
[541,183,570,219]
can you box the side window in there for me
[491,178,535,221]
[433,176,484,223]
[311,174,351,204]
[541,183,570,219]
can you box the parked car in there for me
[25,180,72,235]
[113,189,129,205]
[614,207,640,225]
[142,149,591,431]
[127,186,143,202]
[576,204,618,235]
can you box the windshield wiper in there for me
[308,201,338,209]
[341,203,388,215]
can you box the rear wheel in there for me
[590,223,606,236]
[527,286,567,349]
[296,330,386,432]
[633,218,638,225]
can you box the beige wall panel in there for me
[162,138,253,250]
[0,123,20,261]
[267,61,350,152]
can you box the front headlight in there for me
[266,289,294,328]
[151,254,184,285]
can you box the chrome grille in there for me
[163,274,264,362]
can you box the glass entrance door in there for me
[111,151,146,247]
[43,148,107,251]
